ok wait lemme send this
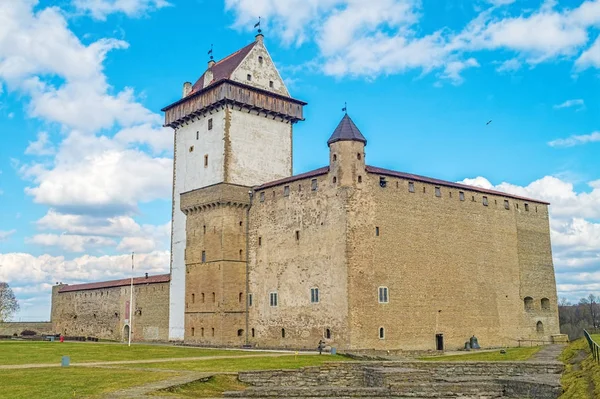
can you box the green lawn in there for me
[419,346,542,362]
[0,341,269,365]
[113,354,351,372]
[150,375,248,398]
[0,367,179,399]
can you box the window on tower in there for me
[208,118,213,130]
[247,74,252,81]
[269,81,274,88]
[258,56,263,64]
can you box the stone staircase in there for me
[223,359,564,399]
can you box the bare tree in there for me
[0,282,19,322]
[589,294,598,328]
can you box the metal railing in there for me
[583,329,600,363]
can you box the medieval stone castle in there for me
[47,34,561,351]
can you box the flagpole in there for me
[128,252,134,347]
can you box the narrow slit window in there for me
[311,179,318,191]
[260,192,265,202]
[379,327,385,339]
[202,293,205,303]
[483,196,488,206]
[192,293,195,303]
[459,191,465,201]
[332,154,337,162]
[247,74,252,81]
[504,200,510,210]
[258,237,262,246]
[525,203,530,211]
[251,328,255,337]
[284,185,290,196]
[435,187,441,197]
[281,328,285,338]
[375,227,380,236]
[269,80,274,88]
[201,327,204,337]
[378,287,389,303]
[408,182,415,193]
[295,230,300,241]
[212,328,215,336]
[196,131,199,140]
[239,292,243,303]
[201,251,206,263]
[333,176,337,184]
[212,292,216,302]
[311,288,319,303]
[208,118,213,130]
[270,292,278,307]
[191,327,195,336]
[357,153,362,160]
[358,175,362,183]
[204,154,209,167]
[203,225,206,234]
[248,293,253,307]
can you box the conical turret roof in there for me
[327,114,367,146]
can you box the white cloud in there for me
[26,234,117,253]
[227,0,600,81]
[73,0,171,21]
[20,131,172,216]
[576,36,600,70]
[553,99,585,110]
[496,58,522,72]
[0,230,16,241]
[25,132,55,156]
[114,123,173,154]
[548,131,600,147]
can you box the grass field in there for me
[0,341,264,365]
[419,346,542,361]
[559,334,600,399]
[114,354,351,372]
[0,367,179,399]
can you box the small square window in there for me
[504,200,510,210]
[525,203,529,211]
[247,74,252,81]
[459,191,465,201]
[435,187,441,197]
[483,196,488,206]
[269,292,278,307]
[208,118,213,130]
[378,287,389,303]
[408,182,415,193]
[311,179,318,191]
[269,80,274,88]
[311,288,319,303]
[284,185,290,197]
[259,192,265,202]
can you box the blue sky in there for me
[0,0,599,320]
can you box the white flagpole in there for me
[128,252,134,347]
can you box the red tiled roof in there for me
[366,166,550,205]
[254,167,329,191]
[58,274,170,293]
[189,41,256,96]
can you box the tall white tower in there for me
[162,34,306,340]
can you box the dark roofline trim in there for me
[161,79,307,112]
[366,166,550,205]
[58,274,171,293]
[254,166,329,191]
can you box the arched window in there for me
[212,292,216,302]
[333,176,337,184]
[325,328,331,339]
[191,327,195,336]
[379,327,385,339]
[201,327,204,337]
[536,321,544,333]
[332,154,337,162]
[192,293,195,303]
[239,292,243,303]
[524,297,534,311]
[212,328,215,336]
[202,293,205,303]
[357,153,362,160]
[281,328,285,338]
[237,329,244,337]
[541,298,550,310]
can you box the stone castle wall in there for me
[0,322,52,336]
[51,280,169,341]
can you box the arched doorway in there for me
[123,324,130,341]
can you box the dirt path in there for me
[527,344,566,363]
[0,352,312,370]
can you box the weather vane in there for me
[254,16,262,34]
[342,102,347,114]
[208,44,213,61]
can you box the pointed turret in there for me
[328,114,366,187]
[327,114,367,146]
